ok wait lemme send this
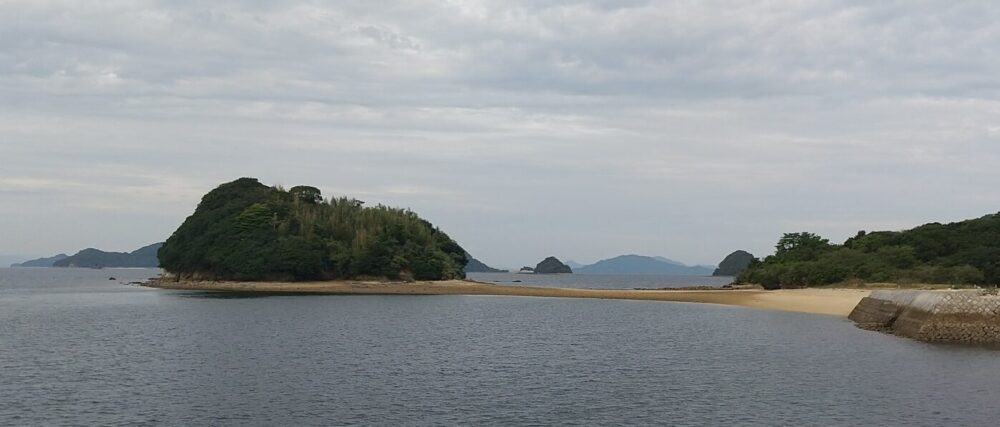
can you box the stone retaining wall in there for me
[848,289,1000,344]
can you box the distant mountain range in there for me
[11,253,69,267]
[11,243,163,268]
[9,245,738,277]
[573,254,714,276]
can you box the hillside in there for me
[575,255,713,276]
[11,253,69,268]
[713,250,755,276]
[464,255,505,273]
[53,243,163,268]
[738,212,1000,289]
[535,256,572,274]
[158,178,467,281]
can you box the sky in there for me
[2,0,1000,268]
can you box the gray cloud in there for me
[2,0,1000,267]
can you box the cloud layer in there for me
[2,1,1000,267]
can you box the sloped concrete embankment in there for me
[848,290,1000,344]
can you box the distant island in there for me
[738,212,1000,289]
[712,250,755,276]
[157,178,468,281]
[534,256,572,274]
[574,254,713,276]
[11,243,162,268]
[464,254,505,273]
[11,253,69,268]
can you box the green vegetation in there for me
[158,178,468,281]
[534,256,572,274]
[712,250,755,276]
[738,213,1000,289]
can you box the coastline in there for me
[144,279,870,317]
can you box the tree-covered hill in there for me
[712,250,754,276]
[738,213,1000,289]
[534,256,572,274]
[158,178,468,281]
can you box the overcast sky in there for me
[2,0,1000,268]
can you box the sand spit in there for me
[145,279,870,317]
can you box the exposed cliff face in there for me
[849,290,1000,344]
[534,256,572,274]
[713,250,755,276]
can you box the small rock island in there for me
[534,256,573,274]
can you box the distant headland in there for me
[11,243,162,268]
[463,254,505,273]
[736,212,1000,289]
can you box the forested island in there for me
[738,213,1000,289]
[534,256,572,274]
[158,178,468,281]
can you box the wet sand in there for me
[146,279,870,317]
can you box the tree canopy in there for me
[737,213,1000,289]
[158,178,468,281]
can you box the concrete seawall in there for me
[848,289,1000,344]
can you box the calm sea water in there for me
[2,268,1000,426]
[467,272,733,288]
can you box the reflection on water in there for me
[169,291,311,299]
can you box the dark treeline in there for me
[158,178,468,281]
[738,213,1000,289]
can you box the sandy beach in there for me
[146,279,870,317]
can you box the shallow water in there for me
[2,268,999,426]
[467,272,733,288]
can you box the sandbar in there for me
[145,279,870,317]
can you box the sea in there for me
[2,268,1000,426]
[467,272,734,289]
